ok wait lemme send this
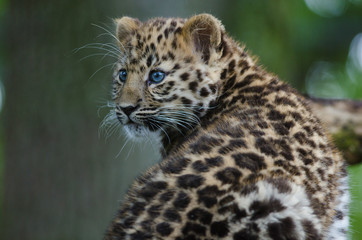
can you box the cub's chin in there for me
[123,123,162,142]
[123,123,147,139]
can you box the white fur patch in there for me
[326,175,349,240]
[222,180,323,239]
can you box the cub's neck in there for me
[160,36,273,157]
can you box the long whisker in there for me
[73,43,123,57]
[161,108,200,116]
[147,120,158,132]
[97,101,116,117]
[158,111,200,125]
[99,109,121,139]
[95,42,124,56]
[152,121,170,144]
[92,24,121,44]
[157,114,195,130]
[115,137,130,158]
[125,141,136,161]
[91,23,129,55]
[164,113,200,125]
[79,52,119,62]
[150,116,184,135]
[158,107,202,120]
[162,103,218,110]
[88,62,117,81]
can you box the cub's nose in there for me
[120,105,139,117]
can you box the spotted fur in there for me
[104,14,349,239]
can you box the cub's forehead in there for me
[120,18,189,67]
[141,18,186,36]
[126,18,186,48]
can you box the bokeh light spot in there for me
[348,33,362,70]
[346,33,362,84]
[305,0,347,17]
[306,61,349,98]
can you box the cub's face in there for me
[112,16,223,139]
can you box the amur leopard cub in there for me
[104,14,349,240]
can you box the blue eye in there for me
[119,69,127,82]
[149,70,166,84]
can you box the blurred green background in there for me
[1,0,362,239]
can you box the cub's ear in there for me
[114,17,141,48]
[182,14,224,62]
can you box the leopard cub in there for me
[104,14,349,239]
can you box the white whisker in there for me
[79,52,119,62]
[151,116,184,135]
[159,110,200,124]
[99,109,121,140]
[73,42,122,57]
[91,23,129,55]
[115,137,130,158]
[157,114,195,130]
[88,62,117,81]
[125,141,135,161]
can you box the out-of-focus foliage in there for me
[1,0,361,239]
[349,164,362,238]
[333,126,362,164]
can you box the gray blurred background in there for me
[1,0,362,239]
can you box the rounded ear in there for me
[182,14,224,62]
[114,17,141,48]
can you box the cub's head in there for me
[112,14,225,139]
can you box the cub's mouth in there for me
[122,115,162,138]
